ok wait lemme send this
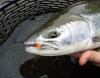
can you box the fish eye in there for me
[48,31,60,38]
[42,30,60,39]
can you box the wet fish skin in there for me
[24,1,100,56]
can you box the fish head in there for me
[24,20,92,56]
[24,28,70,56]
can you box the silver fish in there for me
[24,1,100,56]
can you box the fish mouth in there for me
[24,41,64,56]
[24,41,63,52]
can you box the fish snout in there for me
[24,42,42,50]
[24,40,63,51]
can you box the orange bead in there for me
[36,43,41,50]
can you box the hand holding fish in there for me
[69,50,100,66]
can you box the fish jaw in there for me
[24,39,92,56]
[24,41,64,52]
[25,39,100,56]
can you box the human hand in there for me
[69,50,100,66]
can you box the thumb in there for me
[79,50,100,66]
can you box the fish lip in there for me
[24,41,62,50]
[24,42,35,46]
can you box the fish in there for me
[24,1,100,56]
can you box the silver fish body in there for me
[24,1,100,56]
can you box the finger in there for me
[79,50,100,66]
